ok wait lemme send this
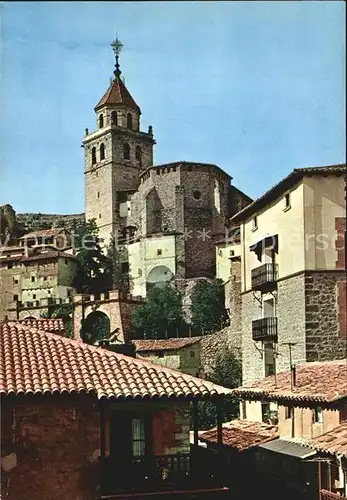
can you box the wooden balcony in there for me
[251,263,278,292]
[99,450,229,499]
[252,317,278,342]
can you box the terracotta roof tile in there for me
[134,338,201,352]
[305,422,347,458]
[199,419,278,451]
[0,324,231,401]
[20,251,76,263]
[232,360,347,403]
[13,319,65,335]
[20,228,67,238]
[95,76,140,112]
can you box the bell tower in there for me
[83,39,155,247]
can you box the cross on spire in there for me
[111,38,123,77]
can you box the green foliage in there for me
[73,219,115,294]
[42,303,74,338]
[195,350,241,430]
[131,284,184,339]
[190,279,229,334]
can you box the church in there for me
[83,40,252,297]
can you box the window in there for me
[284,406,294,419]
[13,278,18,284]
[97,192,100,199]
[261,402,270,422]
[111,111,118,125]
[189,350,195,358]
[99,114,104,128]
[127,113,133,130]
[13,294,18,302]
[123,143,130,160]
[100,143,105,161]
[121,262,129,273]
[65,259,68,265]
[43,276,47,281]
[99,213,102,219]
[33,294,36,300]
[284,193,291,209]
[135,146,142,161]
[193,190,202,200]
[138,268,142,277]
[313,407,323,424]
[7,263,13,269]
[252,216,258,230]
[31,276,35,282]
[132,418,146,457]
[92,147,96,165]
[155,351,164,358]
[157,249,162,256]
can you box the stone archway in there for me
[80,310,110,345]
[146,265,173,294]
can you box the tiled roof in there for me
[95,76,140,112]
[14,319,65,335]
[21,251,76,263]
[232,164,346,223]
[139,162,231,180]
[232,360,347,403]
[305,422,347,458]
[0,324,231,400]
[134,338,201,352]
[20,228,67,238]
[199,419,278,451]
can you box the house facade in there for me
[231,165,346,383]
[0,321,232,500]
[232,359,347,499]
[0,247,77,321]
[134,338,202,377]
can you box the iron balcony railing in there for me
[251,263,278,291]
[252,317,278,342]
[321,490,347,500]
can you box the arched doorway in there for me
[146,265,173,294]
[80,311,110,345]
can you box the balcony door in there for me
[263,297,275,318]
[110,412,152,469]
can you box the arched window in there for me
[127,113,133,130]
[99,114,104,128]
[92,147,96,165]
[123,143,130,160]
[100,143,105,161]
[111,111,118,125]
[135,146,142,161]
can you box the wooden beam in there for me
[216,398,223,445]
[192,400,199,446]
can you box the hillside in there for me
[17,212,85,233]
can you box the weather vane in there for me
[111,38,123,77]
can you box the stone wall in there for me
[305,271,346,361]
[200,326,241,380]
[1,396,100,500]
[241,291,264,383]
[276,273,307,373]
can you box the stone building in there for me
[231,164,346,384]
[0,246,77,321]
[83,41,252,297]
[133,337,202,377]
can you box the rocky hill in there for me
[17,212,85,233]
[1,204,85,244]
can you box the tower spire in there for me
[111,38,124,78]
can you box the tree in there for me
[41,303,74,338]
[190,279,228,334]
[194,350,241,430]
[73,219,113,294]
[131,284,184,339]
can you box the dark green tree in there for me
[131,284,184,339]
[194,350,241,430]
[41,303,74,338]
[190,279,228,334]
[73,219,112,294]
[80,311,110,345]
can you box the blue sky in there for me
[1,1,345,214]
